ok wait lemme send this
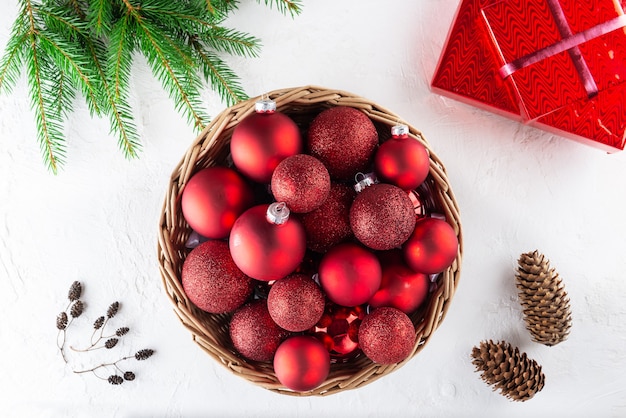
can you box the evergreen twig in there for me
[0,0,303,173]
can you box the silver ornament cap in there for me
[266,202,290,225]
[391,124,409,137]
[255,98,277,113]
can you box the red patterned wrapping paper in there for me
[431,0,626,152]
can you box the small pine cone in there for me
[107,302,119,319]
[104,338,119,349]
[56,312,68,330]
[108,375,124,385]
[68,281,82,302]
[471,340,545,402]
[115,327,129,337]
[70,300,84,318]
[93,316,105,330]
[516,250,572,346]
[124,371,136,381]
[135,349,154,360]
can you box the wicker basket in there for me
[157,85,463,396]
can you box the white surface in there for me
[1,1,626,417]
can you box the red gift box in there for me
[431,0,626,152]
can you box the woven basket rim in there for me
[157,85,463,396]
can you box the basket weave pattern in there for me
[157,86,463,396]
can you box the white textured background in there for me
[2,1,626,417]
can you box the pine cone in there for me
[471,340,545,402]
[516,250,572,346]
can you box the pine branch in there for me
[67,0,87,20]
[37,28,103,116]
[86,37,140,158]
[26,32,66,173]
[1,0,302,172]
[87,0,113,36]
[0,10,28,94]
[198,26,261,58]
[31,3,103,118]
[25,0,67,173]
[127,4,209,129]
[107,11,134,101]
[190,39,247,106]
[50,65,76,118]
[257,0,303,17]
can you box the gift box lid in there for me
[431,0,626,152]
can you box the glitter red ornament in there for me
[350,181,416,250]
[273,335,330,392]
[181,240,254,314]
[307,106,378,180]
[358,306,416,364]
[181,167,254,239]
[299,182,355,253]
[369,250,430,315]
[318,242,381,307]
[271,154,331,213]
[229,202,306,281]
[230,99,302,183]
[229,300,290,362]
[403,217,459,274]
[374,124,430,191]
[313,303,365,359]
[267,273,325,332]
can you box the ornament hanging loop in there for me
[266,202,290,225]
[354,172,378,193]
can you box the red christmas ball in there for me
[181,167,253,239]
[350,183,416,250]
[368,250,430,314]
[299,182,355,253]
[230,100,302,183]
[181,240,254,314]
[273,335,330,392]
[403,217,458,274]
[271,154,331,213]
[313,303,365,359]
[358,307,416,364]
[229,300,290,362]
[267,273,325,332]
[374,125,430,191]
[318,243,381,307]
[229,203,306,281]
[307,107,378,180]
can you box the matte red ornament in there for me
[181,167,254,239]
[229,202,306,281]
[273,335,330,392]
[403,217,458,274]
[230,99,302,183]
[229,300,290,362]
[299,182,355,253]
[271,154,331,213]
[374,124,430,191]
[307,106,378,180]
[181,240,254,314]
[267,273,325,332]
[313,303,365,359]
[350,183,416,250]
[358,306,416,364]
[368,250,430,315]
[318,242,381,307]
